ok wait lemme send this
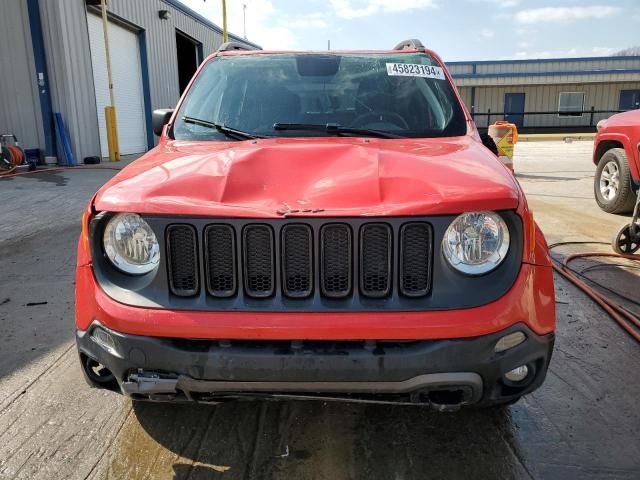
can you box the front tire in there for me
[594,148,637,214]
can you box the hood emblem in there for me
[276,208,325,217]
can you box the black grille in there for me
[204,225,236,297]
[163,219,433,303]
[243,225,275,298]
[166,225,199,296]
[320,224,352,298]
[400,223,432,297]
[282,224,313,298]
[360,224,392,298]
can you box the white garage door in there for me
[87,14,147,157]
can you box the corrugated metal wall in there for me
[453,72,640,87]
[456,57,640,75]
[468,82,640,128]
[37,0,254,161]
[40,0,101,163]
[455,87,472,110]
[98,0,231,114]
[0,0,44,150]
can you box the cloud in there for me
[515,6,621,25]
[329,0,437,19]
[507,46,618,60]
[286,13,330,29]
[480,28,494,38]
[179,0,334,49]
[590,47,617,56]
[466,0,520,7]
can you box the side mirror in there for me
[152,109,174,136]
[480,133,498,156]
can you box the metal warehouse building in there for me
[448,56,640,132]
[0,0,258,163]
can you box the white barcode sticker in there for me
[386,63,445,80]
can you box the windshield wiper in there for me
[273,123,405,139]
[182,116,263,140]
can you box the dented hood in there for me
[94,136,520,217]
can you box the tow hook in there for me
[411,387,472,412]
[121,369,179,395]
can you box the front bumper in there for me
[77,322,554,408]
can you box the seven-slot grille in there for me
[166,221,433,300]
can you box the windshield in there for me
[173,53,467,140]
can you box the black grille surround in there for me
[282,224,314,298]
[320,224,352,299]
[90,212,524,312]
[400,223,433,297]
[243,225,276,298]
[204,225,237,298]
[166,224,199,297]
[360,223,393,298]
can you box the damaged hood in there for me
[94,136,520,217]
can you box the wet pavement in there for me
[1,142,639,479]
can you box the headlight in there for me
[442,211,510,275]
[103,213,160,275]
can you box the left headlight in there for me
[103,213,160,275]
[442,211,510,275]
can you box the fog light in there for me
[91,327,118,356]
[495,331,526,353]
[505,365,529,383]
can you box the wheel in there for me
[594,148,638,214]
[612,223,640,254]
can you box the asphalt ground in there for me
[0,141,639,480]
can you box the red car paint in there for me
[76,47,555,342]
[94,136,520,218]
[593,109,640,180]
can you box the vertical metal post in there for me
[222,0,228,43]
[589,106,595,127]
[470,87,476,120]
[487,108,491,128]
[101,0,119,161]
[328,40,330,51]
[243,4,247,39]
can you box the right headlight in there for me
[103,213,160,275]
[442,211,510,275]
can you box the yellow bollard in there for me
[105,106,120,161]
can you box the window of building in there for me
[558,92,585,117]
[619,90,640,111]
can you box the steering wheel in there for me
[351,111,409,129]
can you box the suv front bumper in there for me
[77,322,554,408]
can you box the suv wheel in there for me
[594,148,637,214]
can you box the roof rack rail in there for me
[393,39,425,51]
[218,41,254,52]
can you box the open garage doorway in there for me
[176,30,203,94]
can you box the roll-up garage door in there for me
[87,14,147,157]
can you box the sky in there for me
[178,0,640,61]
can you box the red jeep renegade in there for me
[76,39,555,409]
